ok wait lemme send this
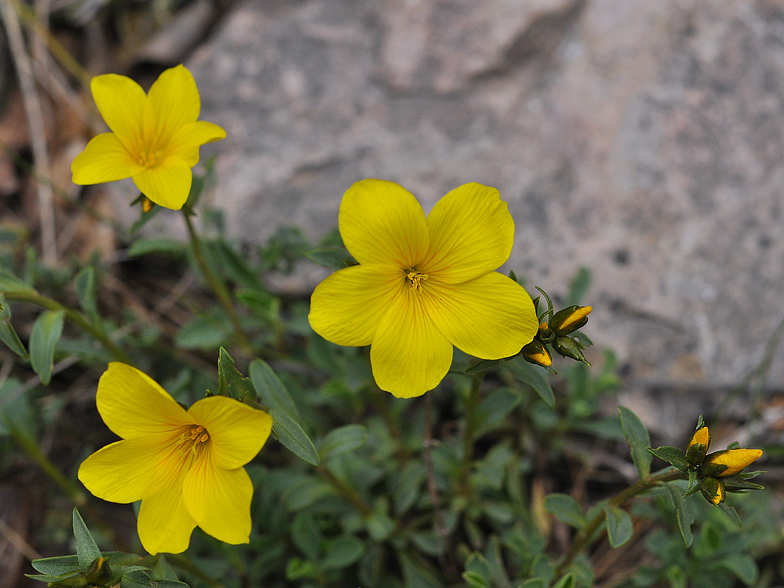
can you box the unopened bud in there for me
[142,197,153,213]
[538,321,553,340]
[552,336,591,366]
[522,339,552,367]
[699,477,725,505]
[85,557,112,585]
[686,425,710,465]
[704,448,763,478]
[551,305,592,336]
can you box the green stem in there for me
[553,468,687,580]
[318,467,373,517]
[2,290,131,363]
[459,374,483,491]
[182,212,252,352]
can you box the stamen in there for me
[175,424,210,457]
[405,269,429,291]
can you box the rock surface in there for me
[182,0,784,408]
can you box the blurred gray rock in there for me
[186,0,784,400]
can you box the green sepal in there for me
[699,461,729,478]
[647,446,689,472]
[699,477,725,505]
[552,336,591,366]
[217,347,256,401]
[534,287,554,322]
[723,478,764,491]
[717,502,742,528]
[686,443,708,466]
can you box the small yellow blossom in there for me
[78,363,272,555]
[705,448,763,478]
[71,65,226,210]
[308,180,538,398]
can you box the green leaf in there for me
[0,269,36,294]
[665,483,694,547]
[0,295,28,359]
[270,408,320,465]
[217,347,256,401]
[306,247,357,270]
[544,494,587,529]
[717,502,742,528]
[129,200,162,234]
[719,553,758,585]
[175,311,233,350]
[507,356,555,407]
[321,535,365,570]
[31,555,80,576]
[250,359,300,418]
[127,238,186,257]
[29,309,64,385]
[366,511,395,542]
[73,509,101,568]
[618,406,652,479]
[319,424,368,461]
[291,512,322,561]
[392,461,427,515]
[552,573,574,588]
[475,388,521,432]
[74,266,97,318]
[214,240,263,290]
[517,580,547,588]
[463,571,490,588]
[398,551,444,588]
[604,505,633,548]
[647,446,689,472]
[465,359,500,374]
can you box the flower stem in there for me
[459,374,482,491]
[318,466,373,517]
[182,211,253,352]
[553,467,687,580]
[2,290,131,363]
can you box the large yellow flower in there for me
[71,65,226,210]
[78,363,272,555]
[309,180,538,398]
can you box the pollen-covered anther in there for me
[175,424,211,456]
[405,269,429,290]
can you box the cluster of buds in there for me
[650,418,764,506]
[521,288,593,369]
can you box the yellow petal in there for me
[424,272,538,359]
[78,437,179,503]
[71,133,143,185]
[688,425,710,451]
[188,396,272,470]
[90,73,146,147]
[309,264,402,346]
[132,157,192,210]
[168,121,227,166]
[182,454,253,545]
[145,65,201,147]
[137,470,196,555]
[370,288,453,397]
[96,362,193,440]
[709,448,763,477]
[424,183,515,284]
[339,179,429,267]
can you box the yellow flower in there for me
[78,363,272,555]
[308,180,538,398]
[705,448,763,478]
[71,65,226,210]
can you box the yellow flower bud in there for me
[522,339,552,367]
[551,305,592,336]
[686,425,710,465]
[142,197,153,213]
[700,477,725,505]
[705,448,763,477]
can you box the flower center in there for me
[174,424,210,457]
[405,268,429,291]
[136,149,163,168]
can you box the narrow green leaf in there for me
[175,311,233,350]
[217,347,256,401]
[0,295,28,359]
[321,535,365,570]
[31,555,80,576]
[29,309,64,385]
[73,509,101,568]
[306,247,357,270]
[665,483,694,547]
[466,359,501,374]
[0,269,36,294]
[618,406,652,479]
[507,356,555,407]
[604,505,633,548]
[215,240,264,290]
[319,424,368,461]
[518,580,547,588]
[270,408,320,465]
[250,359,300,418]
[463,572,490,588]
[127,238,186,257]
[475,388,521,432]
[291,512,322,561]
[720,554,758,585]
[544,494,586,529]
[74,266,97,317]
[552,573,574,588]
[717,502,742,527]
[129,200,162,234]
[647,446,689,472]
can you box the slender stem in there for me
[318,467,373,517]
[182,212,252,351]
[553,468,687,580]
[2,290,131,363]
[459,374,483,491]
